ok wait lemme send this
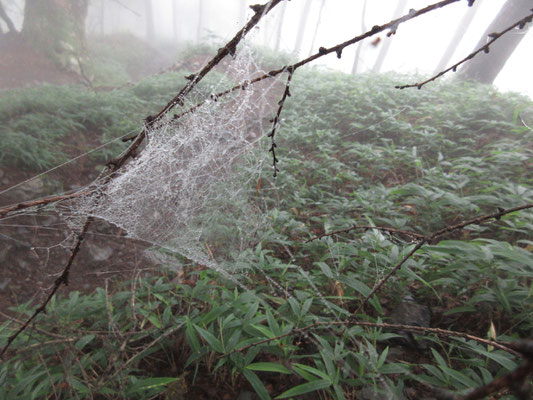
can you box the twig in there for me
[455,353,533,399]
[395,10,533,90]
[354,203,533,315]
[223,320,519,358]
[268,68,294,176]
[0,191,89,219]
[306,224,425,242]
[222,204,533,358]
[1,217,93,358]
[168,0,462,127]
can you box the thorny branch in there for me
[396,9,533,90]
[0,0,285,358]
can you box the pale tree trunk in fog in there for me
[0,0,16,33]
[22,0,89,71]
[308,0,325,56]
[99,0,105,35]
[294,0,312,55]
[144,0,155,42]
[196,0,204,42]
[372,0,407,72]
[172,0,179,42]
[434,0,483,73]
[351,0,368,75]
[274,0,287,52]
[457,0,532,84]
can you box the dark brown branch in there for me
[223,204,533,358]
[168,0,462,127]
[306,224,425,242]
[0,217,93,358]
[395,10,533,90]
[0,191,89,218]
[354,203,533,315]
[224,321,519,359]
[455,360,533,400]
[268,68,293,176]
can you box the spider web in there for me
[69,44,282,269]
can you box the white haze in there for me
[5,0,529,98]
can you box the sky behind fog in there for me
[149,0,533,100]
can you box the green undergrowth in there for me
[0,71,225,171]
[1,67,533,399]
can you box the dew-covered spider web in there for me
[68,44,282,270]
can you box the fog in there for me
[3,1,529,96]
[84,0,532,99]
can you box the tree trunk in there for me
[144,0,155,42]
[351,0,368,75]
[372,0,407,72]
[294,0,312,55]
[308,0,326,56]
[22,0,89,72]
[433,0,483,73]
[99,0,105,35]
[196,0,204,42]
[274,0,287,52]
[0,0,16,33]
[172,0,179,42]
[457,0,532,84]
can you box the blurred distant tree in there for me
[351,0,368,75]
[308,0,325,56]
[294,0,312,55]
[372,0,407,72]
[172,0,178,42]
[457,0,532,84]
[433,0,483,73]
[144,0,154,41]
[0,0,17,34]
[196,0,204,42]
[22,0,89,72]
[274,0,287,52]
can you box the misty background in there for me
[1,0,532,98]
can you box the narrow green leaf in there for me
[275,379,331,399]
[246,362,291,374]
[195,325,223,353]
[242,369,271,400]
[75,334,95,350]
